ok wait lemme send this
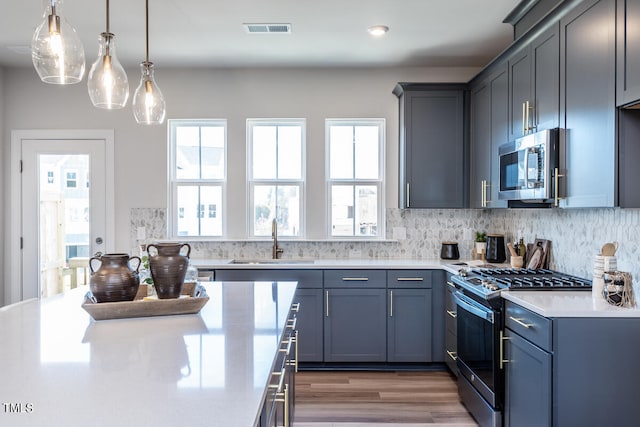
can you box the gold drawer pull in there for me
[446,350,457,361]
[509,316,533,329]
[396,277,424,281]
[446,310,457,318]
[291,303,300,312]
[342,277,369,281]
[286,317,297,330]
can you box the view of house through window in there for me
[169,120,226,237]
[327,119,384,237]
[247,119,305,237]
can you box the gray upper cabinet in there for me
[559,0,616,208]
[470,63,509,209]
[508,24,560,141]
[394,84,468,209]
[616,0,640,106]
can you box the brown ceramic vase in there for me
[89,253,141,303]
[147,243,191,299]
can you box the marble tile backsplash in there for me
[130,207,640,285]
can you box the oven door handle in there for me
[454,290,494,324]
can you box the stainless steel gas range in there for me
[450,267,591,427]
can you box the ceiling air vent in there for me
[243,23,292,34]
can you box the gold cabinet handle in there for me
[500,330,511,369]
[294,330,299,372]
[446,350,457,361]
[446,310,457,319]
[269,367,287,391]
[407,182,410,208]
[274,383,290,427]
[342,277,369,281]
[509,316,533,329]
[396,277,424,281]
[389,290,394,317]
[481,179,489,207]
[446,281,456,289]
[522,102,527,135]
[291,303,300,313]
[325,290,329,317]
[554,167,565,207]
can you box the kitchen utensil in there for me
[526,247,543,269]
[507,242,518,257]
[601,242,618,256]
[440,242,460,260]
[485,234,506,263]
[510,255,524,269]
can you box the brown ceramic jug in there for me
[89,253,141,303]
[147,243,191,299]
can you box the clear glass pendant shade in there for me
[132,62,166,125]
[31,0,85,84]
[87,33,129,109]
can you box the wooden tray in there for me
[82,283,209,321]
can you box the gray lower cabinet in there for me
[504,300,640,426]
[504,329,552,427]
[323,288,387,362]
[559,0,616,207]
[388,270,435,363]
[323,270,387,362]
[394,83,468,208]
[443,274,458,376]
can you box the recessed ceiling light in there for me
[367,25,389,37]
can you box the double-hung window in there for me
[326,119,385,238]
[169,119,226,237]
[247,119,305,237]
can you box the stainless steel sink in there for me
[229,259,315,265]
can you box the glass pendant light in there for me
[87,0,129,109]
[31,0,85,84]
[133,0,166,125]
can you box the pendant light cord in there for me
[106,0,110,33]
[145,0,150,63]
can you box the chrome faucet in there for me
[272,218,284,259]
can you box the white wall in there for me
[2,65,478,260]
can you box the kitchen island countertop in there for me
[0,281,297,427]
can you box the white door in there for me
[10,130,114,302]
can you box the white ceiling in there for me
[1,0,518,69]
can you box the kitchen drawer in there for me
[387,270,433,288]
[505,301,552,351]
[214,269,323,289]
[323,269,386,288]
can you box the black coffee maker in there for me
[485,234,506,263]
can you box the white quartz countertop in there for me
[502,290,640,317]
[193,257,472,273]
[0,281,297,427]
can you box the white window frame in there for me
[246,118,306,238]
[325,118,385,239]
[168,119,227,239]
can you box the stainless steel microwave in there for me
[498,128,561,202]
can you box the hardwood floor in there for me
[293,370,478,427]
